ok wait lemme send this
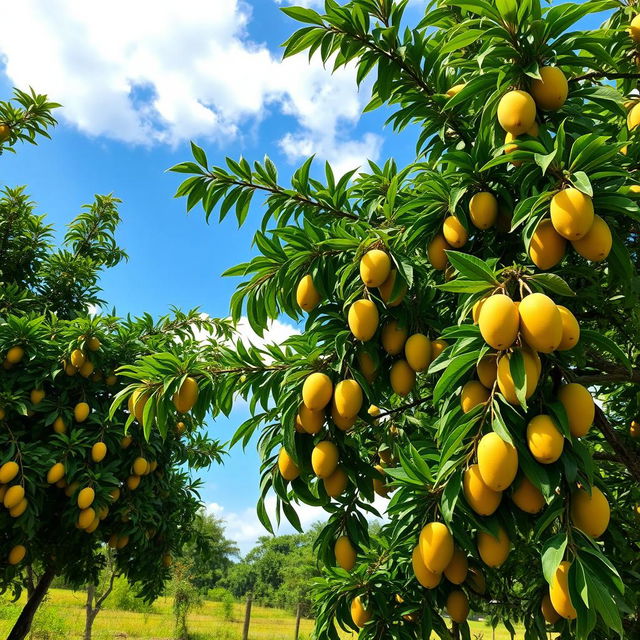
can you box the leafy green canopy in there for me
[0,89,227,612]
[135,1,640,639]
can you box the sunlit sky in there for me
[0,0,604,553]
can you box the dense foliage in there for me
[0,89,228,640]
[129,0,640,638]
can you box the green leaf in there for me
[440,467,462,523]
[570,171,593,197]
[509,350,527,410]
[580,329,632,371]
[541,533,567,584]
[445,251,498,284]
[528,273,576,297]
[432,351,481,403]
[280,6,325,25]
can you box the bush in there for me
[221,591,234,622]
[107,576,154,613]
[206,586,231,602]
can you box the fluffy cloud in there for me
[0,0,381,171]
[207,493,388,555]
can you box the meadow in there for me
[0,588,527,640]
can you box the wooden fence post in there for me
[242,592,252,640]
[294,603,302,640]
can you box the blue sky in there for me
[0,0,607,553]
[0,0,425,553]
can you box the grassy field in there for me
[0,588,526,640]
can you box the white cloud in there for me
[207,493,388,555]
[0,0,381,171]
[234,317,300,349]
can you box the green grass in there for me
[0,588,526,639]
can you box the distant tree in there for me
[181,511,239,591]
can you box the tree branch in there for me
[594,407,640,484]
[378,396,430,418]
[570,71,640,83]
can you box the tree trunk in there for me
[84,583,96,640]
[294,603,301,640]
[7,567,55,640]
[242,592,252,640]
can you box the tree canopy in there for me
[148,0,640,638]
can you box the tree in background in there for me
[223,528,321,616]
[140,0,640,638]
[180,511,240,592]
[0,89,228,640]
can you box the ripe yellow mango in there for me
[357,350,378,382]
[350,596,372,628]
[519,293,563,353]
[529,218,566,270]
[469,192,498,230]
[556,306,580,351]
[360,249,391,288]
[3,485,25,509]
[133,457,149,476]
[419,522,454,573]
[411,545,441,588]
[442,216,468,248]
[298,403,324,434]
[549,561,577,619]
[431,338,448,360]
[77,487,95,510]
[174,376,199,413]
[331,404,357,431]
[6,345,24,364]
[296,275,320,312]
[631,15,640,42]
[278,448,299,480]
[557,383,594,437]
[405,334,431,371]
[446,83,465,98]
[8,545,26,566]
[444,547,468,585]
[70,348,86,368]
[460,380,490,413]
[446,590,469,623]
[78,507,96,529]
[511,475,545,514]
[550,188,594,240]
[531,67,568,111]
[378,270,406,307]
[571,486,610,537]
[427,234,450,270]
[478,294,519,350]
[74,402,91,423]
[477,526,510,567]
[463,464,502,516]
[390,360,416,396]
[302,372,333,411]
[323,467,348,497]
[477,432,518,491]
[476,355,497,389]
[0,461,19,484]
[348,299,379,341]
[311,441,339,478]
[527,414,564,463]
[127,475,141,490]
[333,379,363,418]
[571,215,611,262]
[30,389,45,405]
[9,498,28,518]
[497,90,537,135]
[47,462,65,484]
[92,442,107,463]
[631,420,640,438]
[381,320,408,356]
[335,535,356,571]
